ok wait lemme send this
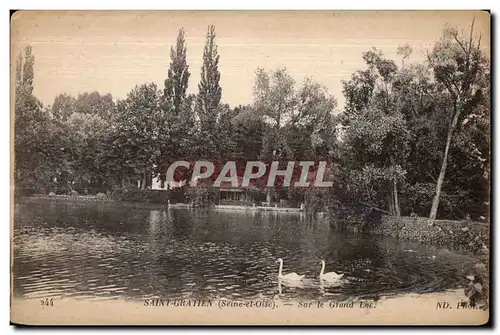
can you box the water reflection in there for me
[13,201,476,302]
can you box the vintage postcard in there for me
[10,10,491,326]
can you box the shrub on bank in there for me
[185,185,215,208]
[110,188,189,204]
[111,188,169,203]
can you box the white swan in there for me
[319,260,344,282]
[276,258,305,281]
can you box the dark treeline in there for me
[14,22,490,221]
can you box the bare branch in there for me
[462,18,477,92]
[426,171,437,184]
[469,17,476,54]
[452,34,468,55]
[451,78,462,96]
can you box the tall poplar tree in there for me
[164,28,190,116]
[196,25,222,134]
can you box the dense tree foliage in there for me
[335,22,489,221]
[426,20,489,220]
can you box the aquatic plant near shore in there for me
[185,185,216,208]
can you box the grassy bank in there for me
[15,195,304,213]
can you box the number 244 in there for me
[40,298,54,307]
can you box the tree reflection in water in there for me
[13,201,476,302]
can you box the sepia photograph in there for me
[10,10,491,325]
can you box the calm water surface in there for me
[13,200,475,302]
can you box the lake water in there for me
[13,200,475,302]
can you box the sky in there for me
[11,10,490,110]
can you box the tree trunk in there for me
[388,192,395,216]
[358,201,391,215]
[388,155,400,216]
[429,104,461,220]
[393,179,400,217]
[141,170,147,190]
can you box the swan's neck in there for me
[278,261,283,277]
[320,262,325,277]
